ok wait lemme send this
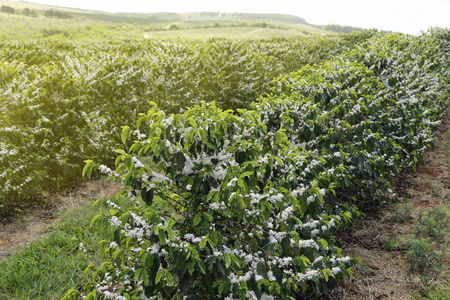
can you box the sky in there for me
[9,0,450,35]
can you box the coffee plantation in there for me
[0,32,375,212]
[1,28,449,299]
[66,29,449,299]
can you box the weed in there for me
[405,237,444,274]
[383,237,399,251]
[0,197,114,299]
[416,205,448,243]
[432,185,446,199]
[412,278,450,299]
[360,267,373,276]
[394,201,413,222]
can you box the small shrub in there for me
[416,206,448,242]
[405,237,444,274]
[383,237,399,251]
[394,202,413,222]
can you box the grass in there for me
[413,280,450,300]
[143,26,310,40]
[0,179,174,299]
[0,197,114,300]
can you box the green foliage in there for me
[44,9,72,19]
[70,29,450,299]
[324,24,366,34]
[413,279,450,300]
[394,202,413,222]
[383,238,399,251]
[0,34,366,212]
[22,8,38,18]
[404,237,444,274]
[416,206,448,242]
[1,5,14,14]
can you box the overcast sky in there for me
[9,0,450,35]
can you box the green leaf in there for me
[155,270,164,284]
[300,281,307,293]
[82,160,95,179]
[85,291,96,300]
[142,269,150,286]
[225,255,232,269]
[188,259,195,275]
[202,212,214,222]
[158,229,166,245]
[189,117,197,128]
[239,171,253,179]
[193,214,202,226]
[141,188,154,207]
[199,238,207,249]
[218,282,224,295]
[317,239,328,249]
[197,260,206,274]
[134,267,143,283]
[167,226,175,241]
[176,152,186,171]
[257,262,268,279]
[121,126,130,145]
[114,229,121,246]
[322,269,330,282]
[166,271,174,286]
[90,214,101,228]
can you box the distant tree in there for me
[45,9,54,18]
[54,10,72,19]
[324,24,363,33]
[45,9,72,19]
[1,5,15,14]
[23,8,38,18]
[169,24,179,30]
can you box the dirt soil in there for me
[0,179,121,260]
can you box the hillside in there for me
[0,1,331,40]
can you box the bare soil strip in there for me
[0,180,120,260]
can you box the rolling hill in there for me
[0,1,333,40]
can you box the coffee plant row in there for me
[0,32,375,211]
[68,28,450,299]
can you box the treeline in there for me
[44,9,72,19]
[0,5,71,19]
[149,21,306,33]
[324,24,365,33]
[0,5,14,14]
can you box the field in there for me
[0,1,330,40]
[0,2,449,299]
[143,27,310,40]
